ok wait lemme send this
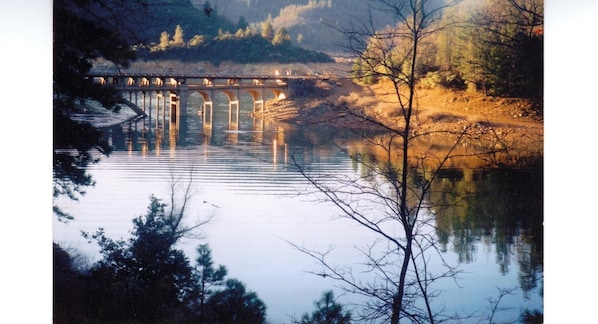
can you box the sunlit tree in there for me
[261,21,274,40]
[438,0,544,98]
[189,34,205,46]
[160,30,171,49]
[272,27,292,45]
[173,24,185,46]
[471,0,543,98]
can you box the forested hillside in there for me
[117,0,235,43]
[193,0,398,54]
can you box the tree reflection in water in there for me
[431,157,543,296]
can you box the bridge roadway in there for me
[90,72,309,127]
[88,72,310,81]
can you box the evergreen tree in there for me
[173,24,185,46]
[463,0,543,98]
[194,244,228,323]
[261,21,274,40]
[53,243,87,323]
[205,279,267,324]
[189,34,205,46]
[236,16,249,31]
[300,290,351,324]
[160,30,171,49]
[272,27,292,45]
[53,0,137,220]
[84,196,195,322]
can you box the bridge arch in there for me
[91,72,298,126]
[246,89,263,102]
[246,89,265,114]
[185,88,271,116]
[189,90,213,104]
[271,89,287,100]
[221,89,240,103]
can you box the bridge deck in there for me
[88,72,311,80]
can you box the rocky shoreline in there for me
[258,76,544,160]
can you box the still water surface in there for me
[54,95,543,323]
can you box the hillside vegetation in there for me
[137,34,333,65]
[198,0,398,53]
[183,0,543,100]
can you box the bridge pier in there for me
[253,99,264,115]
[169,91,179,126]
[142,91,151,128]
[156,93,161,130]
[203,101,213,131]
[228,99,239,130]
[92,72,299,131]
[223,89,240,131]
[196,89,214,135]
[178,84,188,117]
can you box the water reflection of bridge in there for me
[90,72,302,130]
[107,105,291,163]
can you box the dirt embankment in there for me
[261,74,544,156]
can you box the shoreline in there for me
[257,76,544,169]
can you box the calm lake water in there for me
[53,94,543,323]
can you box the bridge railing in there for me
[88,73,295,89]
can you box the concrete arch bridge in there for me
[89,72,300,127]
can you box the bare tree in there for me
[290,0,472,323]
[164,167,216,240]
[486,286,518,324]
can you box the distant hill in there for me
[131,0,236,44]
[192,0,398,54]
[90,0,440,56]
[137,34,333,65]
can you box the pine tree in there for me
[261,21,273,40]
[272,27,291,45]
[300,291,351,324]
[159,31,170,49]
[172,24,185,46]
[194,244,227,323]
